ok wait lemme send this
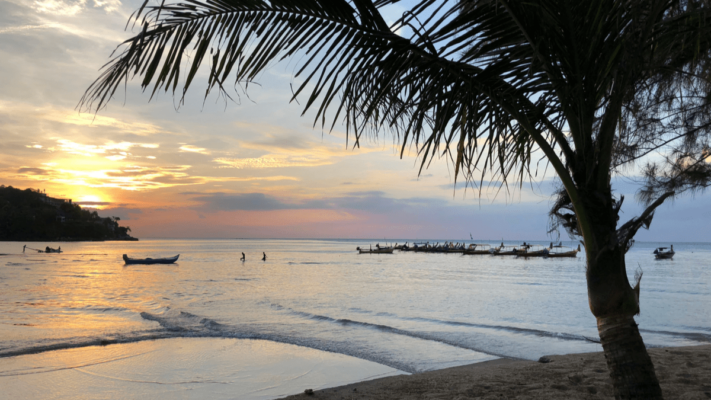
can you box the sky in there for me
[1,0,709,241]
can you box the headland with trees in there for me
[0,185,137,241]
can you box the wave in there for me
[271,303,595,344]
[287,262,326,265]
[136,309,420,372]
[4,307,707,374]
[640,328,711,343]
[260,305,597,361]
[0,330,170,359]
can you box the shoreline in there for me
[0,337,403,400]
[282,344,711,399]
[0,238,138,242]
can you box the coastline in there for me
[282,344,711,399]
[0,237,138,242]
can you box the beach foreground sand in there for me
[282,345,711,399]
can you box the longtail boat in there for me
[493,243,519,256]
[654,245,675,259]
[463,244,492,255]
[123,254,179,264]
[357,245,394,254]
[547,243,581,258]
[517,244,549,257]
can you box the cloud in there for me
[12,164,205,191]
[214,134,376,169]
[214,155,333,169]
[48,111,166,136]
[222,176,301,182]
[187,191,446,214]
[91,0,121,12]
[179,145,210,155]
[0,23,62,35]
[97,207,143,221]
[185,193,324,211]
[75,201,112,206]
[29,138,160,162]
[0,102,167,136]
[17,167,50,175]
[346,191,386,197]
[437,180,506,191]
[333,192,445,213]
[10,160,300,191]
[32,0,122,15]
[33,0,87,16]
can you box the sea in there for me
[0,239,709,398]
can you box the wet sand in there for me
[282,345,711,399]
[0,338,403,400]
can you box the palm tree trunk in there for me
[597,315,663,399]
[584,239,663,399]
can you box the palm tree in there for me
[81,1,711,398]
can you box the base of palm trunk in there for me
[597,315,663,399]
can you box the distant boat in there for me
[463,244,491,255]
[547,243,581,258]
[356,245,394,254]
[517,244,549,257]
[25,245,62,253]
[493,243,519,256]
[400,242,427,252]
[654,245,675,259]
[123,254,179,264]
[411,242,432,252]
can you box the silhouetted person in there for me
[23,245,26,253]
[262,252,266,261]
[240,252,245,261]
[58,246,61,252]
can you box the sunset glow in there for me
[0,0,706,241]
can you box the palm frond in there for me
[80,0,575,191]
[80,0,711,235]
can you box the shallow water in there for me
[1,239,709,377]
[0,337,401,400]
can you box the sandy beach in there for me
[282,344,711,399]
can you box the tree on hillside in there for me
[81,1,711,398]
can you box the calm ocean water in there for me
[1,239,709,375]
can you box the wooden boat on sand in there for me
[123,254,179,265]
[654,245,675,259]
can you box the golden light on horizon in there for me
[79,195,102,203]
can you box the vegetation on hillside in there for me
[0,186,135,241]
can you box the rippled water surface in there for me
[1,239,710,374]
